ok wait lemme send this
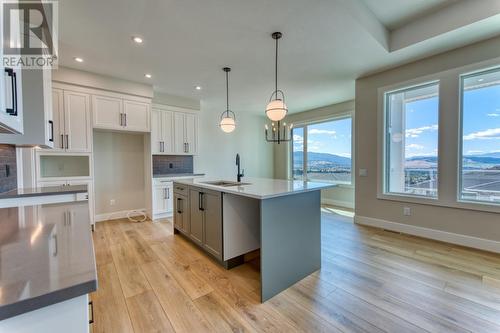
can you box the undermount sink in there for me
[202,180,251,187]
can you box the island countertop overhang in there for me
[173,177,336,200]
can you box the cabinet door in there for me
[203,192,222,259]
[174,193,189,233]
[51,88,65,151]
[165,182,174,213]
[189,188,204,245]
[0,67,23,134]
[151,108,162,154]
[161,111,174,154]
[64,91,91,153]
[92,95,123,130]
[68,180,94,227]
[153,186,168,214]
[173,113,185,154]
[185,113,197,155]
[123,100,150,132]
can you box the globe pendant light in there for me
[219,67,236,133]
[265,32,288,122]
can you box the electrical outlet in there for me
[169,163,173,169]
[403,207,411,216]
[359,169,368,177]
[110,199,116,206]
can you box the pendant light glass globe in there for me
[266,98,287,121]
[220,114,236,133]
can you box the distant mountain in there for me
[469,152,500,158]
[407,154,500,169]
[293,151,351,166]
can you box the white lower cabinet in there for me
[37,180,95,227]
[153,180,174,219]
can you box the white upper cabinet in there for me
[92,92,150,133]
[0,66,23,134]
[64,91,92,153]
[151,108,173,154]
[173,112,198,155]
[92,95,123,131]
[0,68,53,147]
[47,88,91,153]
[123,100,150,132]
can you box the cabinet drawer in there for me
[173,183,188,196]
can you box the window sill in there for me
[377,193,500,214]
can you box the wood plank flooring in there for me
[90,207,500,333]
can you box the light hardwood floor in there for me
[90,207,500,333]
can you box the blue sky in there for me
[293,118,352,158]
[292,81,500,159]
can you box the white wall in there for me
[93,131,146,215]
[194,103,274,179]
[355,35,500,250]
[274,100,355,208]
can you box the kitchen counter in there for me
[173,177,336,199]
[173,177,335,302]
[0,185,88,199]
[0,201,97,320]
[153,173,205,179]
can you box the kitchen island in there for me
[173,177,335,302]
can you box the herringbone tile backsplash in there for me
[0,144,17,193]
[152,155,193,175]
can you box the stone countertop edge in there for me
[0,279,97,321]
[173,178,337,200]
[153,173,206,179]
[0,185,88,200]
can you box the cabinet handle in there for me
[4,68,17,116]
[52,234,58,257]
[199,192,205,211]
[124,113,127,127]
[89,301,94,324]
[187,143,189,153]
[60,134,64,149]
[167,187,170,199]
[119,113,123,126]
[177,198,182,214]
[48,120,54,142]
[65,134,69,149]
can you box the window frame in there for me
[457,66,500,207]
[379,79,441,203]
[290,113,354,186]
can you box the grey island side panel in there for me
[260,190,321,302]
[0,201,97,320]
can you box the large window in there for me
[460,68,500,204]
[384,82,439,198]
[292,117,352,184]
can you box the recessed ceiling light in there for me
[132,36,143,44]
[144,73,152,79]
[74,57,84,63]
[195,86,202,90]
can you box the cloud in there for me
[405,124,438,138]
[487,113,500,117]
[466,150,484,155]
[293,134,303,143]
[463,128,500,140]
[406,143,424,150]
[308,129,336,136]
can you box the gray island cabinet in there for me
[173,177,335,302]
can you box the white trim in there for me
[0,194,83,208]
[355,215,500,254]
[152,103,199,113]
[322,198,354,209]
[95,208,147,222]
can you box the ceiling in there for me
[58,0,500,114]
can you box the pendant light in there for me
[265,32,287,122]
[219,67,236,133]
[264,32,292,144]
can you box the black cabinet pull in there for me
[177,198,182,214]
[48,120,54,142]
[199,192,205,211]
[89,301,94,324]
[5,68,17,116]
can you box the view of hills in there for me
[294,151,500,170]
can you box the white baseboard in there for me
[322,198,354,209]
[355,215,500,254]
[95,208,147,222]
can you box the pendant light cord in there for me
[275,35,278,94]
[226,69,229,115]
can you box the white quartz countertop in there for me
[173,177,336,199]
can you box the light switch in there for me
[359,168,368,177]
